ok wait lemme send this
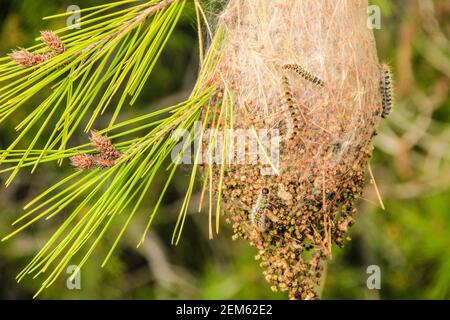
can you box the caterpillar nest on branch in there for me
[199,0,382,299]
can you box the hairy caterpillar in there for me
[250,188,270,231]
[282,63,325,87]
[280,75,295,138]
[280,75,307,135]
[379,64,393,118]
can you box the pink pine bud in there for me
[90,131,112,152]
[70,154,95,170]
[33,52,53,65]
[9,49,36,67]
[90,131,121,159]
[40,31,65,54]
[92,154,116,169]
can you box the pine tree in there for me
[0,0,382,299]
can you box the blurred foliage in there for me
[0,0,449,299]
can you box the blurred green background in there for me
[0,0,449,299]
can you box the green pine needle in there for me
[0,0,185,185]
[0,0,233,297]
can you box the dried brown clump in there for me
[202,0,382,299]
[33,53,54,65]
[70,154,95,170]
[10,30,65,67]
[9,49,52,67]
[90,131,122,160]
[8,49,36,67]
[70,132,122,170]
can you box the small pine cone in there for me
[40,31,65,54]
[9,49,36,67]
[90,131,121,159]
[92,154,116,169]
[70,154,94,170]
[90,131,112,152]
[33,53,53,65]
[103,146,122,160]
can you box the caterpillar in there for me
[281,75,307,135]
[282,63,325,87]
[379,64,393,118]
[250,187,270,231]
[280,75,295,138]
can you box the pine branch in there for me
[0,0,229,297]
[0,0,185,185]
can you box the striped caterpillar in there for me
[280,75,308,137]
[282,63,325,87]
[250,188,270,231]
[379,64,393,118]
[280,75,295,138]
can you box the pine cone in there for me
[40,31,65,54]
